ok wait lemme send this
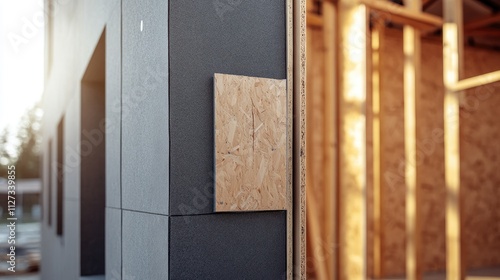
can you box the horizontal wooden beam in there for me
[307,13,323,28]
[464,13,500,31]
[360,0,443,31]
[451,70,500,91]
[465,27,500,37]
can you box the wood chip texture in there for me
[214,73,287,212]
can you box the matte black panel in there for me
[122,0,169,215]
[169,211,287,279]
[169,0,287,214]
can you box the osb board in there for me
[376,31,406,277]
[214,73,287,212]
[380,30,447,276]
[461,46,500,269]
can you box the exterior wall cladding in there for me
[41,0,287,279]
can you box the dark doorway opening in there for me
[80,30,106,276]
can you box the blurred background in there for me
[0,0,44,279]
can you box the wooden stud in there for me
[359,0,443,31]
[404,0,422,279]
[294,0,307,278]
[443,0,465,278]
[323,1,336,279]
[371,21,384,280]
[337,0,368,279]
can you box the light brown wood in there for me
[306,177,329,280]
[337,0,368,279]
[360,0,443,31]
[443,0,465,278]
[451,70,500,91]
[214,74,287,212]
[323,1,336,279]
[403,1,422,279]
[294,0,307,278]
[464,13,500,31]
[371,22,384,280]
[307,13,323,28]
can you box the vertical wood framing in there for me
[443,0,465,279]
[323,1,337,279]
[337,1,368,279]
[371,22,384,280]
[404,0,423,278]
[293,0,307,278]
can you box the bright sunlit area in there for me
[0,0,44,279]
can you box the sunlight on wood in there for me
[338,1,368,279]
[371,23,384,280]
[443,0,465,278]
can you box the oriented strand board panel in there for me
[214,73,287,212]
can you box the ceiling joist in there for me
[464,13,500,30]
[360,0,443,31]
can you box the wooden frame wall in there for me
[305,0,500,279]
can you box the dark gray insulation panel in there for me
[169,0,287,215]
[122,0,169,215]
[169,211,287,279]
